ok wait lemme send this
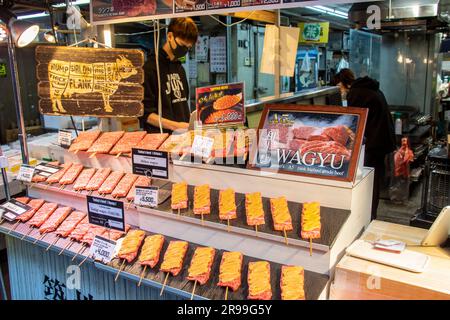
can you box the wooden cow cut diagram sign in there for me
[36,46,145,117]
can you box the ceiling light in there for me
[17,12,49,20]
[0,10,40,47]
[53,0,91,8]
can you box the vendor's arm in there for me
[147,113,189,131]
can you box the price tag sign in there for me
[132,148,169,179]
[34,162,61,178]
[0,199,31,222]
[135,186,159,207]
[191,135,214,158]
[17,164,35,182]
[87,196,125,232]
[88,235,117,264]
[58,129,73,148]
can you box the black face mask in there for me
[169,38,189,59]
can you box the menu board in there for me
[210,36,227,73]
[196,82,245,126]
[249,105,367,182]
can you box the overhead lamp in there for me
[44,31,56,43]
[0,9,40,47]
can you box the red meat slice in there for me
[98,171,124,194]
[300,141,351,164]
[289,139,307,151]
[323,126,350,146]
[70,217,90,241]
[308,134,330,142]
[46,163,72,184]
[126,176,152,201]
[73,168,96,191]
[111,174,138,198]
[55,211,86,238]
[16,199,45,222]
[15,197,30,204]
[69,131,101,152]
[87,131,124,154]
[135,133,169,151]
[85,168,112,191]
[103,224,131,241]
[39,207,72,234]
[28,203,58,227]
[81,225,107,246]
[59,163,84,185]
[110,131,147,155]
[292,126,320,140]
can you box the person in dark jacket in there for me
[141,18,198,133]
[337,69,396,220]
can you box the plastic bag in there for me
[389,137,414,202]
[300,51,311,72]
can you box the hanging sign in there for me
[36,46,145,118]
[196,82,245,126]
[0,199,32,222]
[298,22,330,44]
[132,148,169,179]
[249,105,368,182]
[87,196,125,231]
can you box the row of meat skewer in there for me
[29,162,322,251]
[1,196,305,300]
[67,129,249,160]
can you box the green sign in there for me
[302,24,321,41]
[0,63,6,78]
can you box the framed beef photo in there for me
[248,105,368,182]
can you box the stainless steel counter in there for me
[245,86,340,113]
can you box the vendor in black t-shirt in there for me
[142,18,198,133]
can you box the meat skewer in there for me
[47,211,86,251]
[36,206,72,244]
[193,184,210,224]
[219,188,237,231]
[171,182,188,215]
[135,133,169,152]
[270,196,293,245]
[46,163,72,185]
[217,251,243,299]
[16,199,45,223]
[73,168,96,192]
[23,202,58,241]
[59,163,84,186]
[111,173,138,198]
[248,261,272,300]
[137,234,165,287]
[280,265,305,300]
[64,217,90,256]
[98,171,124,195]
[114,230,146,280]
[109,131,147,156]
[245,192,265,234]
[301,202,321,256]
[78,225,109,266]
[187,247,215,300]
[87,131,125,155]
[85,168,112,192]
[159,241,189,296]
[126,176,151,207]
[69,130,101,153]
[103,224,130,241]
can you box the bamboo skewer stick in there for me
[190,280,197,300]
[283,228,288,246]
[115,153,121,159]
[33,233,46,244]
[201,214,204,225]
[138,265,147,287]
[59,240,73,255]
[309,238,313,257]
[225,286,229,300]
[89,152,97,159]
[126,200,133,210]
[255,225,258,237]
[78,253,90,267]
[160,272,169,296]
[21,228,33,240]
[0,219,5,224]
[114,259,126,282]
[72,244,86,261]
[46,236,60,251]
[7,221,20,234]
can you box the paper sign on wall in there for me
[260,25,300,77]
